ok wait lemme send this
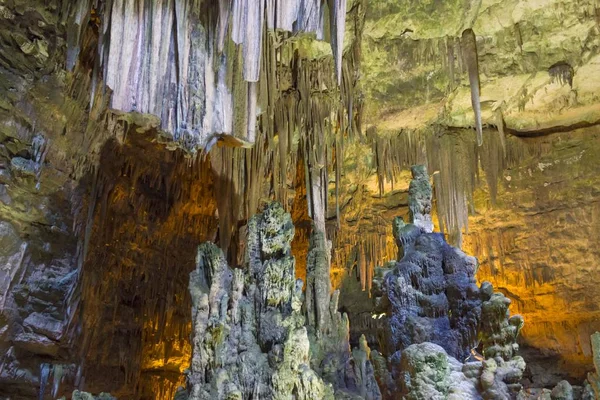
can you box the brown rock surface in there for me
[463,125,600,382]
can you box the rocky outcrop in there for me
[182,203,380,400]
[371,165,526,399]
[373,166,481,361]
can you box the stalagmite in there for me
[461,29,483,146]
[305,228,332,332]
[370,169,527,398]
[408,165,434,233]
[184,204,320,399]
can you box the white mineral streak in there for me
[247,82,258,143]
[330,0,347,85]
[280,0,301,31]
[217,0,230,53]
[175,0,191,132]
[266,0,275,29]
[212,55,233,134]
[231,0,247,44]
[296,0,323,36]
[267,0,300,31]
[312,172,327,235]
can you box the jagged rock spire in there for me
[183,202,380,399]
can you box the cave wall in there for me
[464,125,600,384]
[330,0,600,384]
[0,2,221,397]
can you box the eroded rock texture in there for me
[373,166,481,361]
[371,165,526,399]
[183,203,380,400]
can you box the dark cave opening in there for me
[75,132,218,399]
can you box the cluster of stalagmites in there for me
[177,202,380,400]
[173,167,600,400]
[371,165,528,399]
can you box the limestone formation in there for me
[304,226,381,400]
[372,165,526,399]
[408,165,434,233]
[399,342,451,399]
[460,29,483,146]
[305,227,332,332]
[1,0,599,398]
[185,203,324,399]
[550,380,574,400]
[77,0,350,146]
[373,166,481,360]
[182,203,379,400]
[69,390,115,400]
[0,0,363,396]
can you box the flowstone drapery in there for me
[182,202,379,400]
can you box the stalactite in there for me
[461,29,483,146]
[82,0,348,149]
[66,0,92,71]
[243,0,265,82]
[216,0,230,53]
[329,0,347,86]
[446,36,456,91]
[369,128,428,194]
[247,82,258,142]
[549,61,575,86]
[296,0,323,34]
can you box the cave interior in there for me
[1,0,600,399]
